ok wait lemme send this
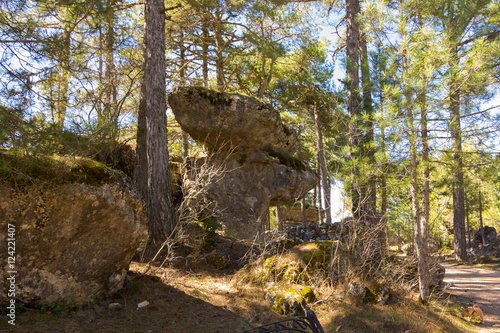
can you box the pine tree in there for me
[136,0,177,242]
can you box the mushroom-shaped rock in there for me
[168,86,299,155]
[169,87,318,240]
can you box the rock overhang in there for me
[168,86,319,240]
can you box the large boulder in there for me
[169,87,318,240]
[0,159,147,306]
[472,226,497,248]
[168,86,299,155]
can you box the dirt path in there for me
[443,264,500,333]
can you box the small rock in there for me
[137,300,149,309]
[108,303,122,310]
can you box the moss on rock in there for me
[0,151,121,189]
[266,283,316,316]
[193,86,233,107]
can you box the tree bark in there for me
[179,30,189,158]
[57,23,71,129]
[465,191,471,248]
[136,0,177,242]
[313,105,331,224]
[478,187,485,245]
[403,45,428,301]
[301,197,307,226]
[360,31,376,223]
[202,18,209,87]
[345,0,362,220]
[214,1,224,91]
[103,0,118,135]
[420,92,430,302]
[276,206,283,231]
[449,45,467,261]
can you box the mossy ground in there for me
[0,150,120,188]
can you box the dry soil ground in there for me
[444,263,500,333]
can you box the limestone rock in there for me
[265,283,315,316]
[168,86,299,155]
[0,177,147,306]
[199,154,318,239]
[169,87,318,240]
[472,226,497,248]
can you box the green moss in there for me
[272,293,287,314]
[268,284,316,315]
[69,160,117,186]
[193,86,233,107]
[0,151,119,189]
[267,150,306,171]
[207,255,225,269]
[302,241,333,270]
[301,286,316,303]
[264,257,278,271]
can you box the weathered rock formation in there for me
[0,163,147,305]
[472,226,497,248]
[168,87,318,240]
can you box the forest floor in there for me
[1,240,491,333]
[443,258,500,333]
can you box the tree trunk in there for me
[202,19,209,88]
[103,0,118,136]
[214,1,224,91]
[465,192,471,248]
[419,92,430,302]
[345,0,362,220]
[360,31,377,223]
[276,206,283,231]
[478,187,485,245]
[403,47,428,302]
[313,105,331,224]
[449,45,467,261]
[257,56,274,99]
[179,31,189,158]
[57,26,71,129]
[380,100,388,253]
[301,197,307,226]
[136,0,177,242]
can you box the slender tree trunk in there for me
[136,0,177,242]
[380,96,388,253]
[420,92,430,301]
[98,24,104,114]
[276,206,283,231]
[313,105,331,224]
[403,47,428,301]
[317,181,323,223]
[202,19,209,88]
[104,0,117,135]
[465,192,471,248]
[265,208,270,231]
[478,187,485,245]
[313,186,317,209]
[301,197,307,226]
[214,2,224,91]
[257,56,274,99]
[345,0,362,220]
[449,45,467,261]
[360,31,376,223]
[179,31,189,158]
[57,26,71,129]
